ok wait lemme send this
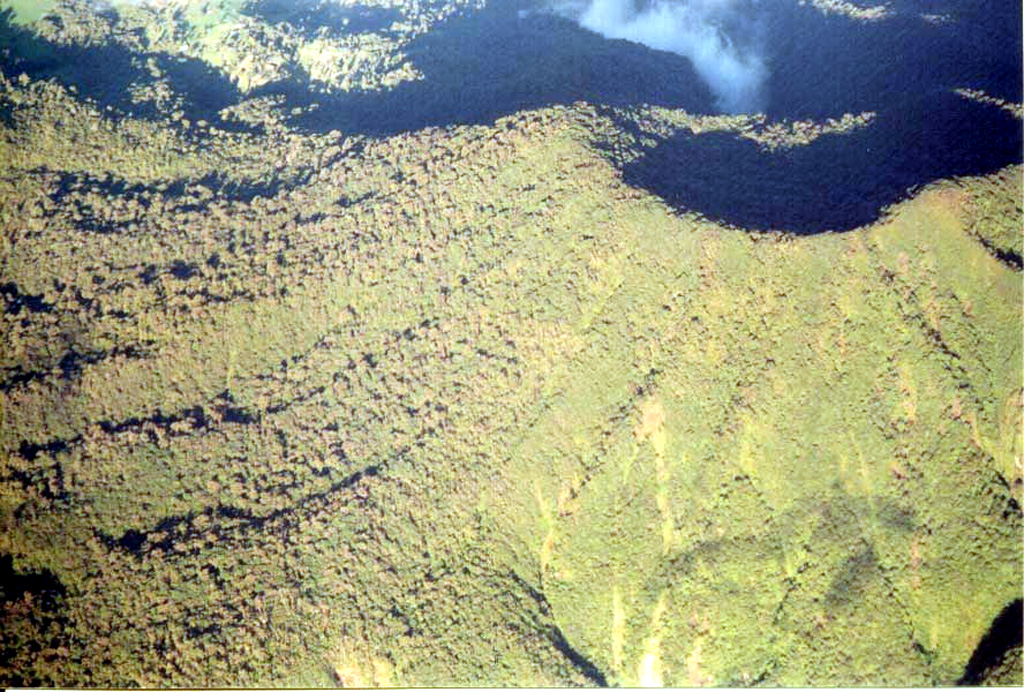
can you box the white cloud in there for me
[562,0,768,113]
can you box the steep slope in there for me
[0,0,1021,687]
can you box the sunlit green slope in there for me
[0,36,1021,690]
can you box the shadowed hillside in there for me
[618,92,1022,233]
[2,0,1020,234]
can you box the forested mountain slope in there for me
[0,0,1020,686]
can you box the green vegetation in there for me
[0,0,58,25]
[0,0,1020,687]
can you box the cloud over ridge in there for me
[559,0,768,113]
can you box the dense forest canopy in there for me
[0,0,1021,687]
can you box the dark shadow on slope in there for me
[156,56,249,123]
[0,9,142,109]
[958,599,1023,685]
[0,554,67,610]
[1,1,1021,234]
[614,0,1023,233]
[507,570,609,686]
[0,9,251,131]
[622,92,1022,233]
[279,2,715,136]
[265,0,1021,135]
[249,0,403,40]
[272,0,1022,233]
[0,554,70,688]
[762,1,1022,120]
[0,92,13,128]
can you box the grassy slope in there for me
[0,58,1021,689]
